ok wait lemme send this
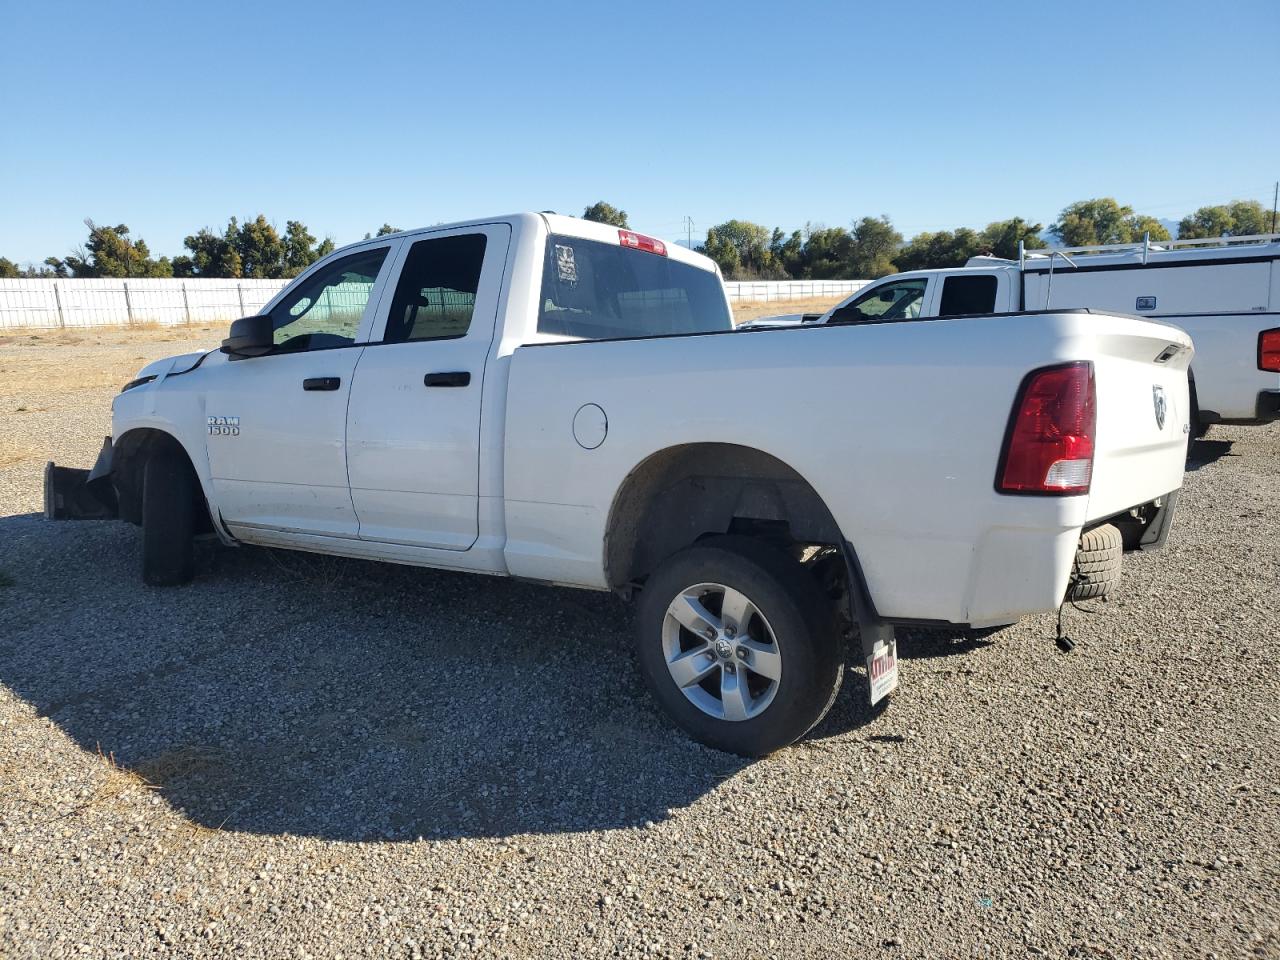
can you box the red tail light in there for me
[1260,329,1280,372]
[998,361,1096,495]
[618,229,667,256]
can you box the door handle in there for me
[424,371,471,387]
[303,377,341,391]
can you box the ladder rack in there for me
[1016,232,1280,270]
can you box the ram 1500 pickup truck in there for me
[45,213,1193,755]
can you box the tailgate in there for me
[1086,318,1194,523]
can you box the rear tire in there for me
[142,451,196,587]
[634,536,845,756]
[1188,374,1206,445]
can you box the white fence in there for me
[722,280,870,303]
[0,278,289,330]
[0,277,872,330]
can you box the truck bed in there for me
[502,310,1192,627]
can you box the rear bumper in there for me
[43,437,118,520]
[952,488,1180,628]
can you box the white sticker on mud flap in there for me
[868,638,899,705]
[555,244,578,283]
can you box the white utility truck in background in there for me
[46,214,1193,755]
[814,234,1280,434]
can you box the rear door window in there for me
[537,235,731,339]
[938,274,998,316]
[383,234,488,343]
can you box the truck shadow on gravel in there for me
[1186,437,1234,471]
[0,513,981,842]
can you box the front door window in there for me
[829,278,928,323]
[268,247,389,352]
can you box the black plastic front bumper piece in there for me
[44,436,117,520]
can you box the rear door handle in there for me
[303,377,341,391]
[424,371,471,387]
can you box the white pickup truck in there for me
[813,234,1280,433]
[46,213,1193,755]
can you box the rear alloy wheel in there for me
[661,581,784,722]
[635,537,844,756]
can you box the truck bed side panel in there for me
[503,313,1187,625]
[1162,312,1279,421]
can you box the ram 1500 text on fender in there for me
[46,213,1193,755]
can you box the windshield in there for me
[538,235,731,339]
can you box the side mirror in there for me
[221,315,274,358]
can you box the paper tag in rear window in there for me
[554,244,577,283]
[868,638,899,705]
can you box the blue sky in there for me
[1,0,1277,265]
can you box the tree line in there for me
[2,198,1274,281]
[581,197,1278,281]
[0,215,363,280]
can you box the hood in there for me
[135,351,208,381]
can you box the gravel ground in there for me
[1,328,1278,958]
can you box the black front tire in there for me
[141,451,196,586]
[634,536,845,756]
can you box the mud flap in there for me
[863,622,899,706]
[842,541,899,706]
[44,437,118,520]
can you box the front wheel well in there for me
[604,443,847,593]
[113,428,211,532]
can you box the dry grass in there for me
[0,326,218,399]
[0,322,223,347]
[17,745,232,831]
[132,744,229,786]
[731,296,845,324]
[90,748,160,806]
[15,747,160,825]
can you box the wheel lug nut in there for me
[736,646,748,659]
[724,663,736,675]
[724,627,736,638]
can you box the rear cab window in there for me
[538,235,731,340]
[938,274,999,316]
